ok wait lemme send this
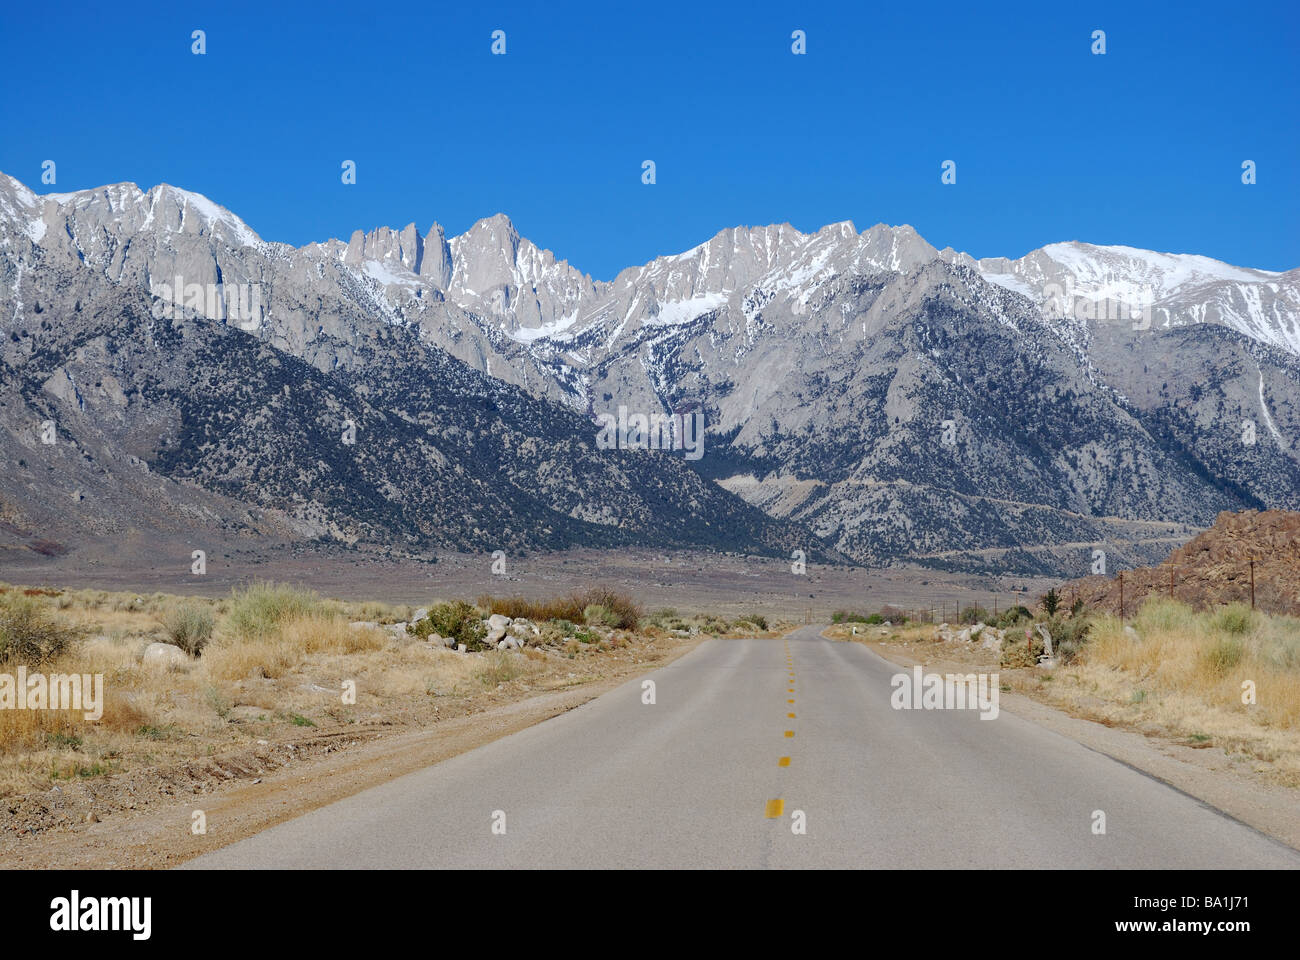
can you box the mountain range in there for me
[2,172,1297,576]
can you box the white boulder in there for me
[142,642,190,670]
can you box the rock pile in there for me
[1061,509,1300,617]
[933,622,1004,653]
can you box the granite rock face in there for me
[2,172,1297,575]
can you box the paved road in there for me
[186,628,1300,869]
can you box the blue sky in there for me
[3,0,1296,277]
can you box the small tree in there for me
[1041,588,1061,617]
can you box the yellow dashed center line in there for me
[772,644,797,819]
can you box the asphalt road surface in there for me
[186,627,1300,869]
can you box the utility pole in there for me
[1169,566,1174,600]
[1250,558,1256,610]
[1118,570,1124,622]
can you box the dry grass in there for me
[203,613,386,683]
[1063,600,1296,715]
[0,580,678,798]
[0,582,413,793]
[1004,599,1300,784]
[840,599,1300,785]
[477,586,642,629]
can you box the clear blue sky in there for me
[3,0,1296,277]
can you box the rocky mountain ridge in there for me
[2,172,1297,575]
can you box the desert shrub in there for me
[1210,603,1255,636]
[583,604,621,627]
[0,595,80,665]
[1135,597,1197,635]
[577,587,640,629]
[1203,636,1245,675]
[995,606,1032,628]
[959,606,989,625]
[1258,618,1300,670]
[745,613,769,630]
[536,620,568,645]
[878,605,907,623]
[162,604,215,656]
[411,600,487,650]
[1050,616,1092,664]
[696,614,727,635]
[831,610,869,624]
[1001,629,1044,668]
[474,595,535,621]
[477,586,640,629]
[475,651,526,686]
[226,581,324,641]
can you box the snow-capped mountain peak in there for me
[1,171,1296,358]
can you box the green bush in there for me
[162,604,215,656]
[0,595,80,665]
[409,600,488,650]
[1050,616,1092,664]
[1203,636,1245,675]
[583,604,621,627]
[1258,618,1300,670]
[1210,603,1255,636]
[995,606,1032,629]
[226,581,323,641]
[747,613,769,631]
[1136,597,1197,635]
[1000,627,1044,668]
[536,620,568,645]
[699,615,728,634]
[959,606,989,625]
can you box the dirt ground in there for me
[1,543,1054,622]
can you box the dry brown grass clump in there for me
[476,586,641,629]
[203,612,386,682]
[1077,600,1299,729]
[1006,598,1300,784]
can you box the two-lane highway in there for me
[186,628,1300,869]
